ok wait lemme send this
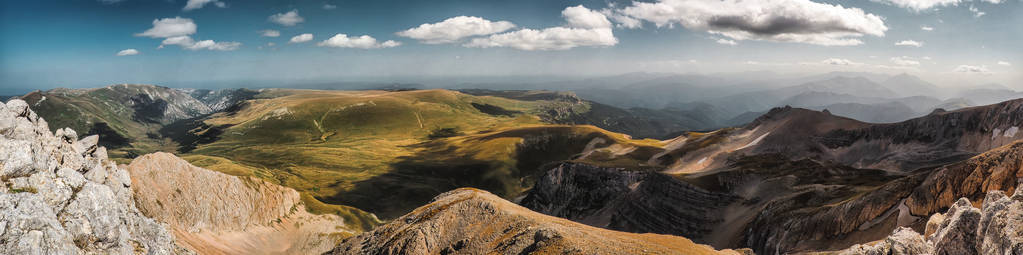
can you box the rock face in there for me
[837,188,1023,254]
[328,188,745,255]
[128,152,362,255]
[0,99,181,254]
[520,163,740,242]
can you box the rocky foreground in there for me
[327,188,749,255]
[839,188,1023,254]
[0,99,182,253]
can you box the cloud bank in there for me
[611,0,888,46]
[464,5,617,50]
[397,16,516,44]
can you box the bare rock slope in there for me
[128,152,366,255]
[0,99,182,254]
[328,188,746,255]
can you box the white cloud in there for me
[269,10,304,26]
[921,26,934,31]
[159,36,240,51]
[183,0,225,11]
[135,17,196,38]
[563,5,613,29]
[891,56,920,66]
[997,61,1011,66]
[464,5,617,50]
[870,0,962,11]
[895,40,923,47]
[116,49,139,56]
[317,34,400,49]
[922,56,932,60]
[600,8,643,29]
[970,5,986,17]
[715,38,737,45]
[323,4,337,10]
[396,16,516,44]
[614,0,887,46]
[871,0,1006,11]
[821,58,858,65]
[954,65,990,73]
[261,29,280,37]
[289,33,314,43]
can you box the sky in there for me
[1,0,1021,94]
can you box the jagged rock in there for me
[837,188,1023,255]
[0,99,182,254]
[924,213,945,238]
[0,193,79,254]
[930,198,981,255]
[328,188,741,255]
[839,227,929,255]
[977,189,1023,254]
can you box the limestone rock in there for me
[839,227,929,255]
[930,198,981,255]
[0,99,182,254]
[837,187,1023,255]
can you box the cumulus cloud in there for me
[997,61,1011,66]
[317,34,400,49]
[821,58,858,65]
[464,5,617,50]
[135,17,197,38]
[891,56,920,66]
[183,0,225,11]
[269,10,304,26]
[612,0,887,46]
[116,49,139,56]
[397,16,516,44]
[323,4,337,10]
[954,65,990,73]
[895,40,923,47]
[261,29,280,37]
[716,38,737,45]
[159,36,240,51]
[921,26,934,31]
[563,5,613,29]
[290,33,314,43]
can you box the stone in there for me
[839,227,929,255]
[930,198,981,255]
[56,167,85,190]
[0,100,182,254]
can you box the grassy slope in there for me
[22,87,182,162]
[182,89,664,219]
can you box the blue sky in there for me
[1,0,1020,94]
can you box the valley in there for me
[6,74,1023,254]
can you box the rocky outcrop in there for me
[128,152,368,255]
[837,187,1023,254]
[0,99,182,254]
[328,188,746,255]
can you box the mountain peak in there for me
[327,188,740,254]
